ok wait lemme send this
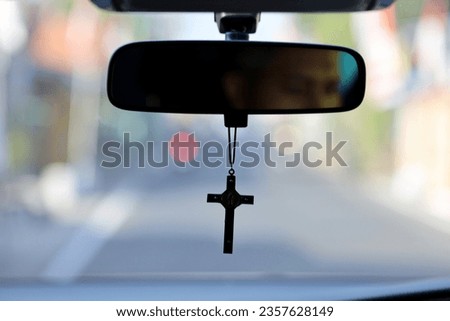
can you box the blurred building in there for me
[20,1,112,173]
[352,4,406,107]
[392,0,450,219]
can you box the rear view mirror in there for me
[107,41,365,114]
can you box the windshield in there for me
[1,0,450,282]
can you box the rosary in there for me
[207,127,254,254]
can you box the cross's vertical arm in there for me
[223,208,235,254]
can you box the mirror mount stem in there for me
[224,112,248,128]
[214,12,261,37]
[225,32,249,41]
[215,12,258,128]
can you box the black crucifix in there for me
[207,173,254,254]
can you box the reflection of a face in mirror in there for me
[223,48,342,110]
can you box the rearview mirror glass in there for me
[108,41,365,114]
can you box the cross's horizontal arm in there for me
[240,195,254,205]
[207,194,222,203]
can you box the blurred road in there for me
[2,165,450,280]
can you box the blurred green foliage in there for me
[300,13,354,47]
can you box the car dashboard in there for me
[2,275,450,300]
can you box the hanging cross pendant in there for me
[207,175,254,254]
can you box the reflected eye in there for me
[284,77,309,95]
[285,85,308,95]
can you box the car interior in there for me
[1,0,450,300]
